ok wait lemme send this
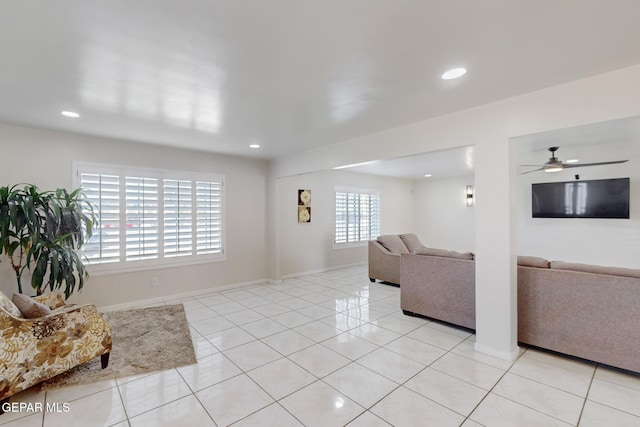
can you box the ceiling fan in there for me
[520,146,628,174]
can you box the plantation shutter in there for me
[125,176,159,261]
[335,192,348,244]
[196,180,223,254]
[334,190,380,244]
[369,194,381,239]
[77,163,224,270]
[347,193,360,242]
[164,179,193,257]
[80,172,121,263]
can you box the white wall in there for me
[516,160,640,268]
[412,175,476,252]
[276,170,413,277]
[0,123,269,307]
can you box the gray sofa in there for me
[401,251,640,373]
[368,234,424,285]
[400,248,476,329]
[518,257,640,373]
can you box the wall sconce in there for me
[466,185,474,207]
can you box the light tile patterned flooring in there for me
[3,266,640,426]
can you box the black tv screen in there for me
[532,178,630,219]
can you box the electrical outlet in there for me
[151,277,159,287]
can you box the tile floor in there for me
[2,266,640,426]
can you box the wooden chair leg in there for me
[0,397,9,415]
[101,352,110,369]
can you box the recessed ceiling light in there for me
[441,68,467,80]
[249,144,260,149]
[61,111,80,118]
[424,174,432,178]
[565,159,579,163]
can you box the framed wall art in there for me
[298,189,311,223]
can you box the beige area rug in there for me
[40,304,197,390]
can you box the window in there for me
[76,163,224,272]
[334,188,380,245]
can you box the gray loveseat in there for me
[401,251,640,373]
[518,257,640,373]
[368,233,425,285]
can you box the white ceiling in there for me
[336,147,475,180]
[1,1,640,160]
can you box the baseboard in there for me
[280,262,366,280]
[474,341,521,362]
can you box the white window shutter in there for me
[78,163,224,270]
[334,190,380,244]
[164,179,193,257]
[370,194,381,238]
[80,172,121,263]
[334,192,348,244]
[125,176,159,261]
[196,180,223,254]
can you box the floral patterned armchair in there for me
[0,291,112,410]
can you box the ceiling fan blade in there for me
[563,160,628,169]
[519,167,545,175]
[520,164,544,167]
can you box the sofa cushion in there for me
[517,256,550,268]
[377,235,409,254]
[12,293,53,319]
[414,247,474,260]
[1,291,23,318]
[550,261,640,279]
[399,233,425,253]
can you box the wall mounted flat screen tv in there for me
[532,178,630,219]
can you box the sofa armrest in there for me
[368,240,402,284]
[369,239,392,255]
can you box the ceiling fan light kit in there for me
[520,146,628,175]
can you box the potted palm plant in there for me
[0,184,97,298]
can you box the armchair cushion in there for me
[377,235,409,254]
[399,233,425,253]
[12,293,53,318]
